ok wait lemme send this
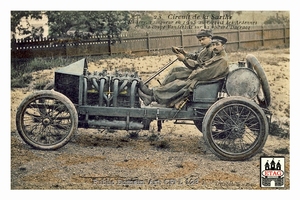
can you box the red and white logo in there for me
[261,170,284,177]
[260,157,285,187]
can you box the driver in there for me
[138,35,229,109]
[159,29,214,86]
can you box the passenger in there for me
[161,29,214,85]
[138,35,229,109]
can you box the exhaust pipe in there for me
[87,119,144,130]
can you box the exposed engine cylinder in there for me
[84,69,141,108]
[81,69,144,130]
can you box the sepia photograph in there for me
[8,5,293,194]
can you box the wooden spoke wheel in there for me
[202,96,269,161]
[16,90,78,150]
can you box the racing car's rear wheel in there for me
[202,96,269,161]
[16,90,78,150]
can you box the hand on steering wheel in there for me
[176,53,186,61]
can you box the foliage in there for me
[46,11,131,39]
[11,11,131,39]
[131,12,153,29]
[11,11,44,39]
[11,73,33,88]
[264,14,289,25]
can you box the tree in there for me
[11,11,132,39]
[11,11,44,39]
[46,11,131,39]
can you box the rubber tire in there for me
[246,54,271,108]
[202,96,269,161]
[16,90,78,150]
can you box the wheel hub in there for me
[233,127,239,132]
[231,125,244,135]
[224,117,245,139]
[42,118,51,126]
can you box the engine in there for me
[54,58,146,130]
[55,58,141,108]
[85,69,141,108]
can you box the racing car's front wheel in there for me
[16,90,78,150]
[202,96,269,161]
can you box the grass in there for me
[11,57,79,88]
[11,73,33,88]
